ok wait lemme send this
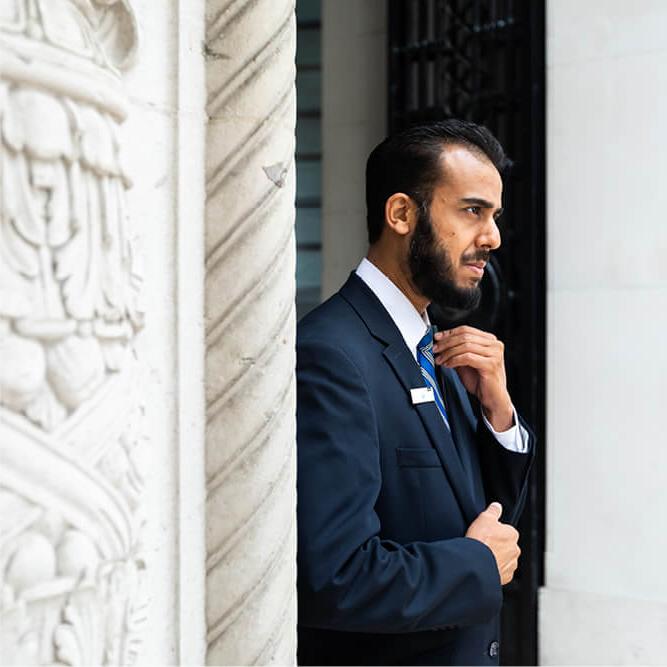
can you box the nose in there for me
[477,216,501,251]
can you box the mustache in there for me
[461,249,491,264]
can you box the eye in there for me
[464,206,481,216]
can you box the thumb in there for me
[484,502,503,520]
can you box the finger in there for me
[433,333,497,354]
[484,502,503,520]
[435,326,496,342]
[441,352,494,370]
[435,327,496,344]
[434,341,500,364]
[437,325,495,337]
[434,331,502,357]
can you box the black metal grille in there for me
[388,2,546,664]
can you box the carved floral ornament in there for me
[0,1,148,664]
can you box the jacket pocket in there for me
[396,447,441,468]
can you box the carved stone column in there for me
[0,1,147,664]
[204,0,297,664]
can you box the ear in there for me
[384,193,417,238]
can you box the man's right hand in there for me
[465,502,520,585]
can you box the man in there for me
[296,120,535,666]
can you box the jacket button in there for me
[488,640,499,658]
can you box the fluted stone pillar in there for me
[204,1,297,664]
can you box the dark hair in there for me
[365,119,511,244]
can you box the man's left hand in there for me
[433,325,514,431]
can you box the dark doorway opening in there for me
[388,1,546,664]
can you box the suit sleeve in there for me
[473,399,536,526]
[297,340,503,633]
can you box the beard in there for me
[408,204,488,316]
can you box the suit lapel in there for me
[440,367,486,510]
[340,273,479,524]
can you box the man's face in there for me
[408,145,503,313]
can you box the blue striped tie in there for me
[417,328,450,429]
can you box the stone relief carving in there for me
[0,1,146,664]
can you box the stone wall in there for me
[541,1,667,663]
[320,0,387,298]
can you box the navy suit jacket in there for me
[297,273,535,666]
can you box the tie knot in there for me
[418,328,434,354]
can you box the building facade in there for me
[1,1,665,665]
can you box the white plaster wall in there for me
[321,0,387,298]
[123,1,206,663]
[542,1,667,663]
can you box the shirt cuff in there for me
[482,405,529,453]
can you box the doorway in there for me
[388,1,547,663]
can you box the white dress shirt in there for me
[355,257,529,453]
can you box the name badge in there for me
[410,387,435,405]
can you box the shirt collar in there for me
[355,257,430,361]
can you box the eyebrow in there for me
[460,197,504,219]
